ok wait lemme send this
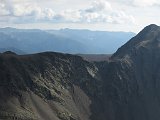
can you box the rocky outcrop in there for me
[0,51,102,120]
[101,24,160,120]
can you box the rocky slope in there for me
[0,51,103,120]
[102,24,160,120]
[0,24,160,120]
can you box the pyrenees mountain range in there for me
[0,24,160,120]
[0,27,135,54]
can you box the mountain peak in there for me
[145,24,159,29]
[3,51,17,55]
[112,24,160,59]
[140,24,160,35]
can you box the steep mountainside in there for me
[0,51,103,120]
[102,24,160,120]
[0,24,160,120]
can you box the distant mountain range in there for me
[0,27,135,54]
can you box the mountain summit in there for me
[107,24,160,120]
[0,24,160,120]
[112,24,160,59]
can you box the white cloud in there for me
[109,0,160,7]
[57,10,82,22]
[132,0,159,7]
[0,0,135,25]
[85,0,112,13]
[0,0,12,16]
[59,0,135,24]
[112,11,136,24]
[13,4,39,17]
[0,0,56,22]
[0,4,10,16]
[80,0,135,24]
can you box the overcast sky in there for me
[0,0,160,33]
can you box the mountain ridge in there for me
[0,24,160,120]
[0,27,135,54]
[112,24,160,59]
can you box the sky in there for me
[0,0,160,33]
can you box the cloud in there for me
[110,0,160,7]
[13,4,55,20]
[56,10,82,22]
[0,0,11,16]
[80,0,135,24]
[0,0,135,25]
[132,0,159,7]
[55,0,135,24]
[85,0,112,13]
[0,0,56,22]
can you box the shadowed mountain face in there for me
[0,52,102,120]
[104,24,160,120]
[77,54,111,62]
[0,24,160,120]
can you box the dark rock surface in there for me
[0,24,160,120]
[103,24,160,120]
[0,51,102,120]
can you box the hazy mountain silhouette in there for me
[0,28,87,54]
[48,28,135,53]
[0,27,135,54]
